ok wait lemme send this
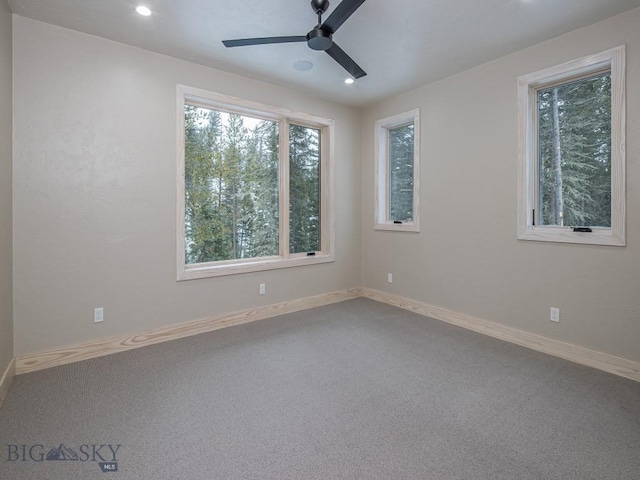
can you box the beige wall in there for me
[12,17,362,356]
[361,8,640,362]
[10,9,640,365]
[0,0,13,373]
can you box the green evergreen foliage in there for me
[537,73,611,227]
[184,107,279,264]
[388,124,414,222]
[250,121,280,258]
[184,107,322,264]
[289,124,321,254]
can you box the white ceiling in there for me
[8,0,640,107]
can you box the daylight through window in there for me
[289,124,321,254]
[177,86,334,279]
[517,47,625,246]
[184,106,280,264]
[375,109,420,232]
[536,73,611,228]
[389,123,415,223]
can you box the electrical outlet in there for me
[259,283,266,295]
[387,273,393,284]
[94,307,104,323]
[550,307,560,323]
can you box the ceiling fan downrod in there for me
[308,0,333,50]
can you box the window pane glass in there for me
[536,73,611,227]
[388,123,414,222]
[184,105,279,264]
[289,124,321,254]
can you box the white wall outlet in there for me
[94,307,104,323]
[259,283,266,295]
[387,273,393,284]
[550,307,560,323]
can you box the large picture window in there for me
[177,86,334,279]
[517,47,625,246]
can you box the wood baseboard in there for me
[16,289,361,375]
[14,286,640,383]
[0,358,15,407]
[361,288,640,383]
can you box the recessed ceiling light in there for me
[344,78,355,84]
[293,60,313,72]
[136,5,152,16]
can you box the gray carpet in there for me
[1,298,639,479]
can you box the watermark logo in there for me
[46,444,79,461]
[6,443,121,473]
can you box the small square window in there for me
[517,47,625,246]
[374,109,420,232]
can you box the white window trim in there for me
[176,85,335,280]
[517,46,626,246]
[374,108,420,232]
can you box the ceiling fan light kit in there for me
[222,0,367,79]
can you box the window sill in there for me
[518,227,625,246]
[374,222,420,233]
[178,253,335,281]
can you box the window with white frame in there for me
[374,108,420,231]
[176,85,334,280]
[517,46,625,246]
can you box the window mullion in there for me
[374,127,386,226]
[385,128,392,223]
[319,125,327,254]
[531,88,540,228]
[280,118,291,259]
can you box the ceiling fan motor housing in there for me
[307,28,332,51]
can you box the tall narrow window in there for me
[517,47,625,246]
[375,109,420,232]
[177,86,334,280]
[289,124,321,254]
[388,123,415,223]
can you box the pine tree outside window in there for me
[176,86,334,280]
[517,47,625,246]
[374,109,420,232]
[289,124,321,254]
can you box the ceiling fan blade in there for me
[321,0,367,34]
[325,43,366,79]
[222,36,307,47]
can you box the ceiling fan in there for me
[222,0,367,79]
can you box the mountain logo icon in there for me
[45,444,79,461]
